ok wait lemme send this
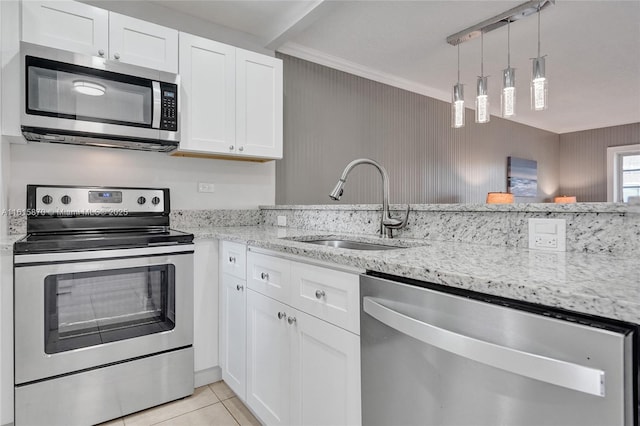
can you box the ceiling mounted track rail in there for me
[446,0,555,46]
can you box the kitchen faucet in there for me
[329,158,409,238]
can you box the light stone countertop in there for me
[180,225,640,325]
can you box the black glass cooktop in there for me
[14,228,194,254]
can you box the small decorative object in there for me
[486,192,514,204]
[554,195,577,203]
[508,157,538,197]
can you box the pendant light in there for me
[531,1,548,111]
[451,44,465,128]
[475,32,489,124]
[501,20,516,117]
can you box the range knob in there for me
[151,196,161,205]
[42,195,53,205]
[61,195,71,205]
[137,196,146,205]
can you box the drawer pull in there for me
[315,290,326,299]
[277,311,286,320]
[236,284,244,291]
[261,272,270,281]
[287,316,297,325]
[229,256,236,263]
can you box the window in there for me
[607,144,640,202]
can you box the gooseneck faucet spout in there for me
[329,158,409,238]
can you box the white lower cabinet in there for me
[220,273,247,399]
[290,309,361,426]
[220,244,362,425]
[246,289,292,425]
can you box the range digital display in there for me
[89,191,122,203]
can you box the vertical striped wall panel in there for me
[276,54,560,205]
[559,123,640,202]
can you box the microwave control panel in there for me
[160,83,178,131]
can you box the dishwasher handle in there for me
[363,296,606,397]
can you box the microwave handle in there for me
[152,81,161,129]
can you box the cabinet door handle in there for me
[98,49,105,57]
[229,145,235,151]
[229,256,236,263]
[287,316,297,325]
[239,146,244,152]
[315,290,326,299]
[261,272,269,281]
[236,284,244,291]
[277,311,286,320]
[114,52,121,60]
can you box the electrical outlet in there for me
[528,218,566,252]
[277,216,287,227]
[198,182,215,193]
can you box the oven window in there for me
[44,265,175,354]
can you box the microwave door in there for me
[26,57,154,129]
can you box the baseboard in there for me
[194,366,222,388]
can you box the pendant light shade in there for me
[451,44,465,128]
[501,20,516,118]
[531,1,548,111]
[475,32,490,124]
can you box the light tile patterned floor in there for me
[98,381,261,426]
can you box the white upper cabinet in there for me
[178,32,236,154]
[236,48,283,159]
[178,34,283,160]
[21,1,178,73]
[108,13,178,73]
[22,1,109,58]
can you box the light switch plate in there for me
[528,218,566,252]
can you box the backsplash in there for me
[9,204,638,256]
[261,204,640,255]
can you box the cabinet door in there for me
[290,309,361,426]
[236,49,283,159]
[178,32,236,154]
[220,274,246,399]
[246,290,291,426]
[22,1,108,57]
[109,13,178,73]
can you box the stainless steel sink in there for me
[300,239,406,251]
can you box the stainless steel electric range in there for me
[13,185,195,426]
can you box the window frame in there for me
[607,144,640,202]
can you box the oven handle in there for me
[363,296,606,397]
[14,244,194,264]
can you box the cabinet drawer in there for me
[220,241,246,279]
[247,252,290,304]
[290,262,360,334]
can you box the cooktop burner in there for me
[14,185,194,254]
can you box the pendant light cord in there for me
[537,1,541,57]
[457,44,460,83]
[480,31,484,77]
[507,20,511,67]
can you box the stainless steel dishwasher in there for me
[360,272,638,426]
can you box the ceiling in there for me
[153,0,640,134]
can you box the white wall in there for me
[9,143,276,210]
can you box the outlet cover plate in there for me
[198,182,215,193]
[528,218,566,252]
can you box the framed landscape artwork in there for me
[507,157,538,197]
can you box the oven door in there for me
[14,245,194,385]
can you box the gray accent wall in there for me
[276,54,560,205]
[559,123,640,202]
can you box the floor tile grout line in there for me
[135,400,221,426]
[220,399,242,426]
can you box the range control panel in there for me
[32,186,166,214]
[160,83,178,131]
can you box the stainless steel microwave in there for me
[20,42,180,152]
